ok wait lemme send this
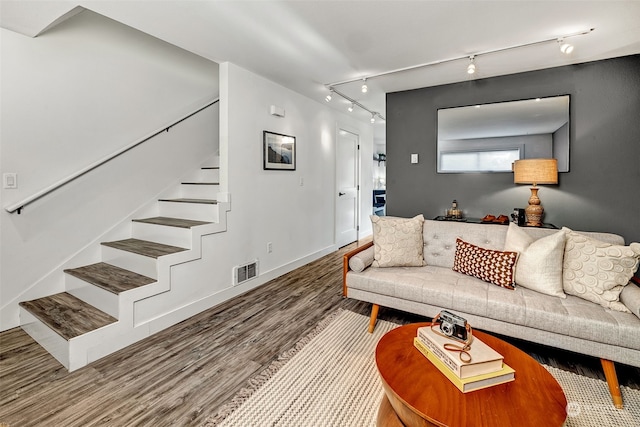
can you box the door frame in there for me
[334,124,361,247]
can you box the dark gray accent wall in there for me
[386,54,640,243]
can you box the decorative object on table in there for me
[263,130,296,170]
[511,208,526,226]
[513,158,558,226]
[413,338,515,393]
[482,214,509,224]
[446,199,462,219]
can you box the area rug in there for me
[203,309,640,427]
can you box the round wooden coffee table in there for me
[376,323,567,427]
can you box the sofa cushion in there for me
[346,267,640,350]
[348,246,375,272]
[453,238,518,289]
[504,223,567,298]
[423,220,508,269]
[562,227,640,312]
[371,214,426,267]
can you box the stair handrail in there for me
[4,98,219,214]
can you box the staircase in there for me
[18,163,230,371]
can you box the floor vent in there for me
[234,260,258,285]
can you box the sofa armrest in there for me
[343,241,374,296]
[631,276,640,286]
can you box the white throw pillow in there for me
[504,223,567,298]
[562,227,640,312]
[371,214,426,267]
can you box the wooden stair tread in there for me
[181,182,220,185]
[101,238,188,258]
[19,292,117,340]
[158,198,218,204]
[132,216,211,228]
[64,262,155,294]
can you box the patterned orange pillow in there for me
[453,238,518,289]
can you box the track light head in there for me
[467,56,476,74]
[361,79,368,93]
[558,39,574,54]
[348,103,354,112]
[325,90,333,102]
[370,113,376,124]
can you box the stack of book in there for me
[414,326,515,393]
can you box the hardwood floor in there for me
[1,241,639,426]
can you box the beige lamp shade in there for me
[513,159,558,185]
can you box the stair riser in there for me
[179,184,219,199]
[131,222,193,249]
[182,168,219,183]
[66,276,120,318]
[101,246,158,279]
[158,201,219,222]
[20,308,71,370]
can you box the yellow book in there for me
[413,337,515,393]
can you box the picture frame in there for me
[263,131,296,170]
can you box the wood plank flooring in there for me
[2,241,639,426]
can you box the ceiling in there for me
[3,1,640,141]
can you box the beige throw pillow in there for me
[562,227,640,312]
[371,214,426,267]
[504,223,567,298]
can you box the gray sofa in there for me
[343,219,640,408]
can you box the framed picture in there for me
[263,131,296,170]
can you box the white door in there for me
[336,129,359,247]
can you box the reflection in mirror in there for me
[437,95,570,173]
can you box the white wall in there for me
[0,10,219,330]
[218,62,374,279]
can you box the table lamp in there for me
[513,159,558,226]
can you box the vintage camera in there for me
[438,310,468,341]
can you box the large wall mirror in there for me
[437,95,570,173]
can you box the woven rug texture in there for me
[203,309,640,427]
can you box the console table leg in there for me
[601,359,623,409]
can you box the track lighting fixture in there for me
[467,56,476,74]
[322,86,385,121]
[325,90,333,102]
[361,79,368,93]
[558,39,574,54]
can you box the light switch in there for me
[3,173,17,189]
[411,154,419,164]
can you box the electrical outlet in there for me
[3,173,17,189]
[267,242,273,253]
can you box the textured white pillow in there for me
[371,214,426,267]
[562,227,640,312]
[504,223,567,297]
